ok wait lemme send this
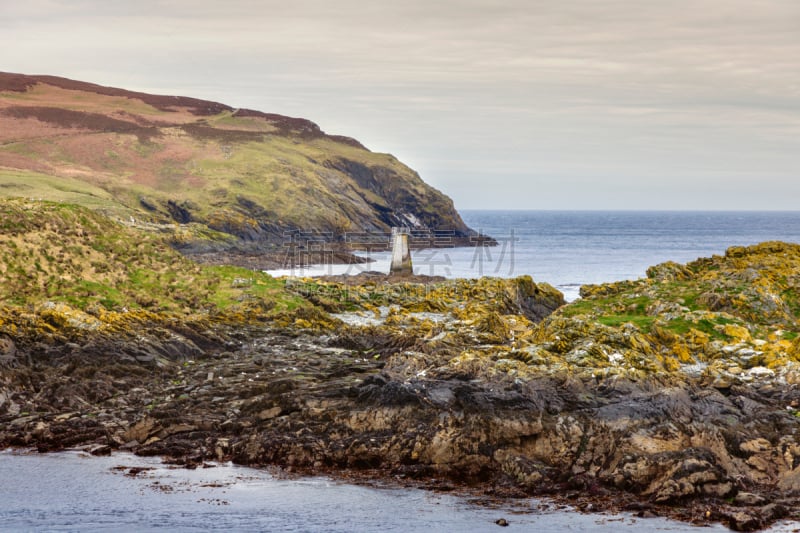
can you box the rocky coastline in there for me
[2,242,800,531]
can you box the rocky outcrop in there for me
[3,244,800,530]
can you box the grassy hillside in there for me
[0,72,473,250]
[0,198,297,313]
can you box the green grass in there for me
[56,280,126,309]
[598,315,656,330]
[561,292,654,320]
[0,169,134,216]
[0,198,303,314]
[209,112,277,132]
[782,289,800,319]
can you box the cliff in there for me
[0,72,475,253]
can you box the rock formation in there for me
[1,203,800,530]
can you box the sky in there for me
[2,0,799,210]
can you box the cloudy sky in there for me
[2,1,799,210]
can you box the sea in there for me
[5,211,800,532]
[268,210,800,301]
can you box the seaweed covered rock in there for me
[4,241,800,531]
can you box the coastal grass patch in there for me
[201,265,301,311]
[563,277,745,340]
[647,281,705,310]
[781,288,800,319]
[592,308,737,340]
[55,280,126,310]
[558,298,596,317]
[0,198,304,315]
[208,112,277,132]
[660,317,732,341]
[560,292,654,320]
[0,140,40,158]
[675,288,703,310]
[597,314,655,330]
[0,169,124,211]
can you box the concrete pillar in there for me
[389,227,413,275]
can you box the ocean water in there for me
[460,210,800,300]
[268,210,800,301]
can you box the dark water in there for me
[0,450,743,532]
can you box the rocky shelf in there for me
[2,243,800,531]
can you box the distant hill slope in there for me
[0,72,475,252]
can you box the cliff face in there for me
[0,72,474,249]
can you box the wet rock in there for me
[256,407,282,421]
[724,510,762,531]
[123,417,160,443]
[733,492,766,506]
[88,443,112,456]
[0,336,18,367]
[719,505,786,532]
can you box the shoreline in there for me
[2,449,746,533]
[1,442,797,532]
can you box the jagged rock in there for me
[2,245,800,531]
[734,492,767,506]
[0,336,16,360]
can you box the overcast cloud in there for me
[2,0,799,209]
